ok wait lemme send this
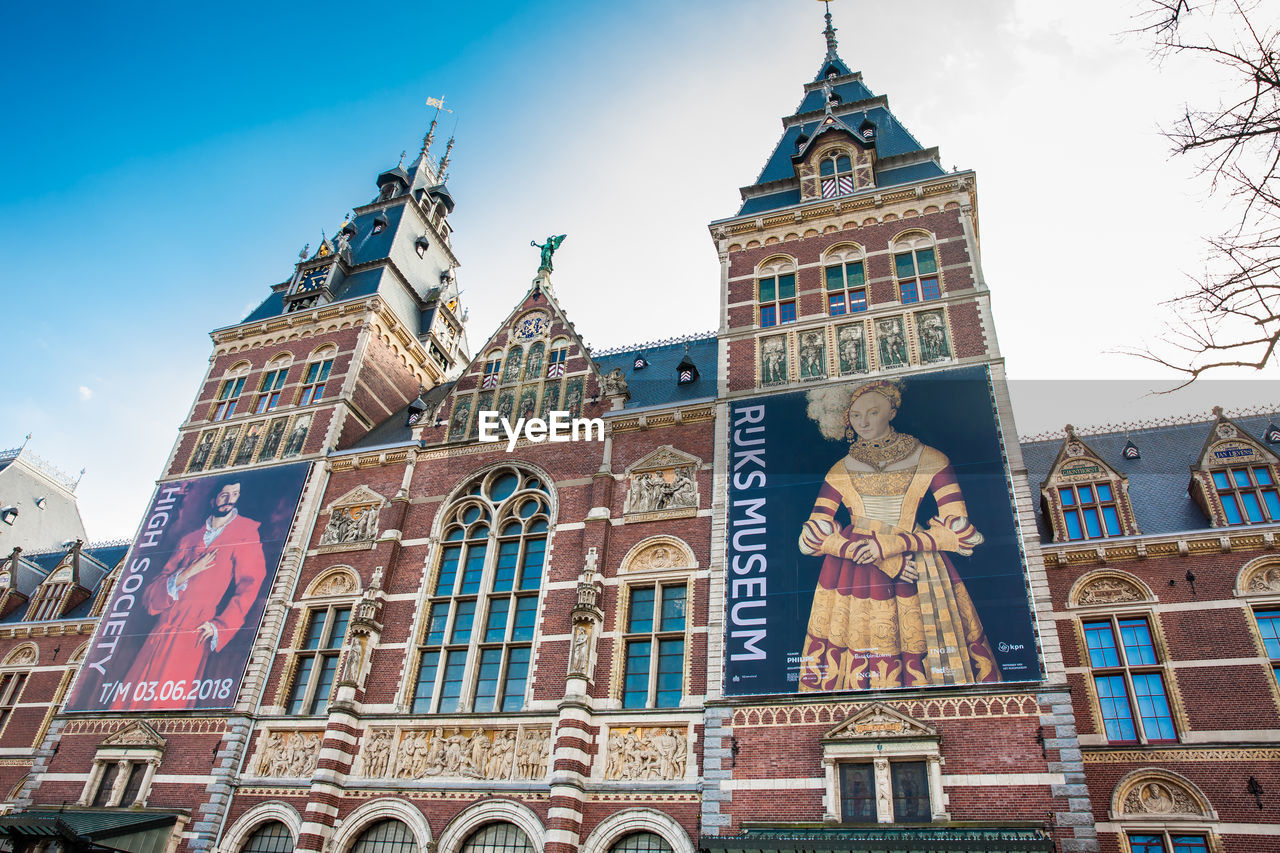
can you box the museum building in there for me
[0,10,1279,853]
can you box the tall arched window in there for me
[757,258,797,328]
[255,354,293,414]
[299,346,336,406]
[212,362,251,421]
[412,468,551,713]
[892,233,941,304]
[350,819,419,853]
[461,824,535,853]
[241,821,295,853]
[823,245,867,316]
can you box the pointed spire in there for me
[421,117,438,157]
[438,136,455,182]
[822,0,839,61]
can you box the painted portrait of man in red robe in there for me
[114,481,267,710]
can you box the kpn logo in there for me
[477,411,605,452]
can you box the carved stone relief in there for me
[310,571,358,598]
[604,726,688,781]
[1246,563,1280,593]
[1076,576,1147,606]
[628,542,691,572]
[358,726,551,781]
[1121,780,1204,816]
[256,730,322,778]
[5,645,37,667]
[318,487,386,547]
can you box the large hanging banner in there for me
[724,366,1039,696]
[67,463,310,712]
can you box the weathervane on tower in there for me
[817,0,839,61]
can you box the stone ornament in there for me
[1246,563,1280,593]
[4,645,37,667]
[823,702,937,741]
[100,720,165,749]
[310,570,358,598]
[1075,575,1148,606]
[915,310,950,363]
[624,446,702,519]
[628,542,692,572]
[318,486,386,548]
[1121,779,1204,816]
[256,730,322,778]
[604,726,688,781]
[358,726,551,781]
[601,367,629,398]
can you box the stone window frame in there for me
[580,808,694,853]
[610,536,699,711]
[407,464,554,715]
[211,361,252,422]
[1235,556,1280,711]
[331,798,433,853]
[1188,417,1280,528]
[433,799,543,853]
[284,601,354,717]
[889,230,942,306]
[1041,431,1140,543]
[1110,769,1221,853]
[0,644,35,740]
[277,568,361,717]
[756,255,799,329]
[255,352,294,415]
[1076,608,1183,746]
[818,707,948,824]
[77,728,164,809]
[219,801,303,853]
[298,345,337,407]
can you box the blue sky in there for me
[2,0,1275,539]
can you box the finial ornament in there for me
[817,0,839,61]
[531,235,567,273]
[397,150,406,168]
[438,136,455,181]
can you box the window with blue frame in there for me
[412,467,549,714]
[758,272,797,328]
[1059,482,1123,541]
[1256,610,1280,687]
[287,604,351,715]
[1127,832,1208,853]
[1212,465,1280,524]
[1083,616,1176,743]
[826,258,867,316]
[622,582,687,708]
[894,246,941,305]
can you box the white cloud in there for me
[77,386,93,401]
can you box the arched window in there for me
[284,569,358,716]
[757,259,797,328]
[256,354,293,414]
[823,245,867,316]
[300,347,336,406]
[412,468,551,713]
[819,150,854,198]
[610,832,673,853]
[892,234,941,304]
[460,824,534,853]
[482,350,503,389]
[212,362,251,421]
[546,339,569,379]
[350,819,419,853]
[241,821,295,853]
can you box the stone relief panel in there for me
[256,730,323,778]
[623,447,702,520]
[603,726,689,781]
[915,309,951,363]
[836,323,868,376]
[1072,573,1151,607]
[1121,780,1205,816]
[355,725,551,781]
[1242,560,1280,594]
[318,486,386,549]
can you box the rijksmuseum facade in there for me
[1,13,1279,853]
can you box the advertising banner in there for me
[725,366,1039,696]
[67,463,310,712]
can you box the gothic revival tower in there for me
[702,13,1097,853]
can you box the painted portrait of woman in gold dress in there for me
[796,379,1001,691]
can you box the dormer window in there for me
[820,153,854,198]
[1213,466,1280,525]
[1059,483,1123,540]
[372,213,389,235]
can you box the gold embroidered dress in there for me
[798,432,1000,691]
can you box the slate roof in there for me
[594,335,719,410]
[348,381,456,450]
[1020,412,1280,540]
[0,540,123,624]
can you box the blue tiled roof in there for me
[739,102,938,216]
[84,543,128,570]
[1021,413,1280,539]
[594,335,718,410]
[796,77,874,114]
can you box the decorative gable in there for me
[796,124,876,202]
[100,720,166,750]
[1041,426,1138,542]
[318,486,387,551]
[1189,409,1280,527]
[823,703,938,742]
[426,273,604,447]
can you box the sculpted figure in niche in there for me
[761,337,787,385]
[876,319,908,368]
[797,380,999,691]
[361,729,392,777]
[259,418,286,460]
[486,730,516,778]
[188,432,215,472]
